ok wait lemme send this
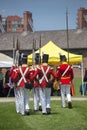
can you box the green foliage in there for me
[73,78,82,96]
[0,101,87,130]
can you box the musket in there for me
[7,37,16,97]
[13,36,16,65]
[32,39,36,67]
[15,37,20,67]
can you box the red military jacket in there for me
[38,63,56,88]
[33,65,40,88]
[10,65,37,88]
[56,62,74,85]
[10,65,16,76]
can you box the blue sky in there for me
[0,0,87,31]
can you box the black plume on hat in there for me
[21,53,27,64]
[42,54,49,63]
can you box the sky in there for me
[0,0,87,31]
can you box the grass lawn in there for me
[0,77,87,130]
[0,100,87,130]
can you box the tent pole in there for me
[39,35,41,65]
[66,8,69,64]
[81,61,84,96]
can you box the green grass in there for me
[0,101,87,130]
[73,78,82,97]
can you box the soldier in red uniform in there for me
[32,53,42,112]
[10,53,37,115]
[56,55,74,108]
[38,54,56,114]
[9,64,20,113]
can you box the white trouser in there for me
[14,87,30,115]
[32,87,41,110]
[45,88,51,108]
[60,84,71,108]
[39,87,46,113]
[24,88,30,110]
[14,87,20,113]
[18,88,25,115]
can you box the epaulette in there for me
[37,66,41,70]
[57,66,60,69]
[30,67,34,71]
[50,67,54,70]
[13,68,18,73]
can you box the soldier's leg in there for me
[45,88,51,114]
[14,87,20,113]
[24,88,30,115]
[37,88,42,111]
[33,88,38,111]
[19,88,25,115]
[39,87,46,114]
[60,85,66,108]
[66,85,72,108]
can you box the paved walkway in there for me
[0,97,87,102]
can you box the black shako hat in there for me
[60,55,67,62]
[42,54,49,63]
[21,53,28,64]
[35,53,41,64]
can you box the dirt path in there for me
[0,97,87,102]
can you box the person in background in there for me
[4,69,10,96]
[0,68,4,97]
[56,55,74,109]
[10,53,37,115]
[81,68,87,95]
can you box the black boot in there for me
[46,108,51,114]
[68,102,72,109]
[39,106,42,111]
[25,109,30,115]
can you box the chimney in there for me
[23,11,33,32]
[77,7,87,29]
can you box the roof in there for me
[0,29,87,51]
[0,53,13,68]
[28,41,82,65]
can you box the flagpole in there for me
[13,36,15,65]
[66,8,69,64]
[39,35,41,65]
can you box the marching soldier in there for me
[38,54,57,114]
[10,53,37,115]
[32,53,42,112]
[10,64,20,114]
[56,55,74,108]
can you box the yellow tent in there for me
[28,41,82,66]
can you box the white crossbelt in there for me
[39,66,49,84]
[62,65,70,77]
[17,67,28,86]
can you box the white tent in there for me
[0,53,13,68]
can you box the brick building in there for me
[0,11,33,33]
[0,8,87,78]
[77,7,87,29]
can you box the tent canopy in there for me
[28,41,82,66]
[0,53,13,68]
